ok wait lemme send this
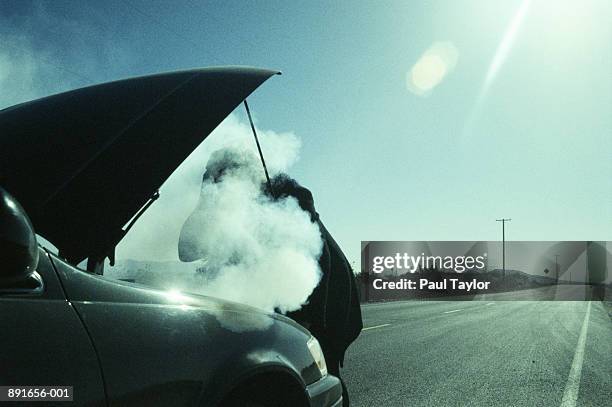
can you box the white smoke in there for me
[110,115,323,313]
[177,147,322,313]
[115,114,302,262]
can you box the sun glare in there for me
[407,42,459,96]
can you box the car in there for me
[0,67,343,407]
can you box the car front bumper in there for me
[306,374,343,407]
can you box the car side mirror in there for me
[0,187,40,291]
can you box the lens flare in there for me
[406,42,459,96]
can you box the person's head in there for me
[202,148,260,184]
[269,174,317,221]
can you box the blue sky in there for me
[1,0,610,266]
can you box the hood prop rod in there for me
[244,100,274,197]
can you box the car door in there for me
[0,248,106,406]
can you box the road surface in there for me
[342,285,612,406]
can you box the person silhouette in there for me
[267,174,363,407]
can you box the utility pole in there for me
[496,218,511,285]
[554,254,560,284]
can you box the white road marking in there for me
[362,323,391,331]
[560,301,592,407]
[443,309,464,314]
[486,302,495,306]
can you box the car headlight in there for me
[307,336,327,377]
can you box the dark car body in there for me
[0,67,342,406]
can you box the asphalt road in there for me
[342,286,612,407]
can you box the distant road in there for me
[343,286,612,406]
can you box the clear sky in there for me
[1,0,610,266]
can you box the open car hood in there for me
[0,67,280,264]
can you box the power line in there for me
[121,3,203,51]
[4,1,203,90]
[3,42,95,84]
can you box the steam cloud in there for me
[109,115,323,313]
[177,147,323,313]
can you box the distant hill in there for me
[483,268,559,288]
